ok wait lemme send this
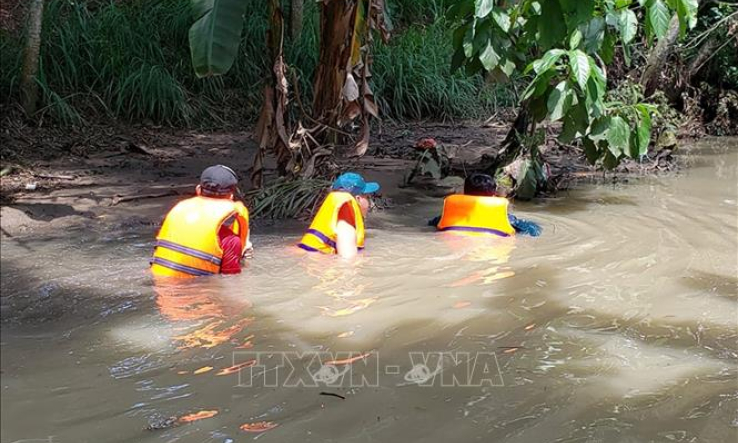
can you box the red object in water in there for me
[415,138,438,150]
[240,421,279,432]
[218,225,242,274]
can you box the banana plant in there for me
[188,0,391,186]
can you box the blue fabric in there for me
[332,172,380,195]
[508,214,542,237]
[427,214,541,237]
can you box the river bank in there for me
[0,121,686,238]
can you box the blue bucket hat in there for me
[332,172,380,196]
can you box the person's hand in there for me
[242,240,254,259]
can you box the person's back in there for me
[151,165,252,277]
[298,172,379,259]
[431,173,541,237]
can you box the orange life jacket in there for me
[298,191,365,254]
[151,196,249,277]
[437,194,515,237]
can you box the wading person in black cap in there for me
[151,165,252,277]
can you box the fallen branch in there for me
[32,173,76,180]
[110,190,180,206]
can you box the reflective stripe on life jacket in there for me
[437,194,515,237]
[298,192,365,254]
[151,196,249,277]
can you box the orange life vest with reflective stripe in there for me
[437,194,515,237]
[151,196,249,277]
[298,191,365,254]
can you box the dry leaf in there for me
[240,421,278,433]
[193,366,213,375]
[216,360,256,376]
[178,410,218,423]
[324,352,371,366]
[342,73,360,102]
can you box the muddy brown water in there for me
[1,138,737,443]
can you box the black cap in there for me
[200,165,238,195]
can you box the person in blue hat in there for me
[298,172,380,259]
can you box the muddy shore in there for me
[0,122,678,238]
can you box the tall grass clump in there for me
[373,19,516,120]
[0,0,517,126]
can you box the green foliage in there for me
[0,0,507,126]
[189,0,250,77]
[449,0,700,169]
[388,0,452,24]
[373,19,513,120]
[248,178,330,219]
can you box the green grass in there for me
[0,0,516,126]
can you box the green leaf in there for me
[676,0,699,34]
[569,29,583,49]
[547,81,575,122]
[463,25,475,57]
[451,47,466,73]
[583,138,600,164]
[538,0,567,50]
[619,9,638,44]
[492,9,511,31]
[189,0,249,77]
[447,1,474,20]
[452,24,467,49]
[475,0,494,18]
[473,20,492,51]
[559,103,589,143]
[589,116,610,142]
[465,56,483,76]
[584,77,604,118]
[580,18,605,53]
[516,159,538,200]
[569,50,591,91]
[648,0,671,39]
[522,68,557,101]
[559,0,595,31]
[601,32,616,64]
[602,149,619,169]
[479,42,501,70]
[529,95,549,122]
[622,41,632,67]
[607,116,631,157]
[500,58,516,76]
[634,105,652,156]
[532,49,566,74]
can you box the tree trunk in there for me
[640,15,680,97]
[290,0,304,41]
[253,0,291,188]
[20,0,45,117]
[312,0,358,128]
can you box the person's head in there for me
[197,165,239,199]
[332,172,380,217]
[464,173,496,197]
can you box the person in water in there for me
[298,172,380,259]
[430,173,541,237]
[151,165,252,277]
